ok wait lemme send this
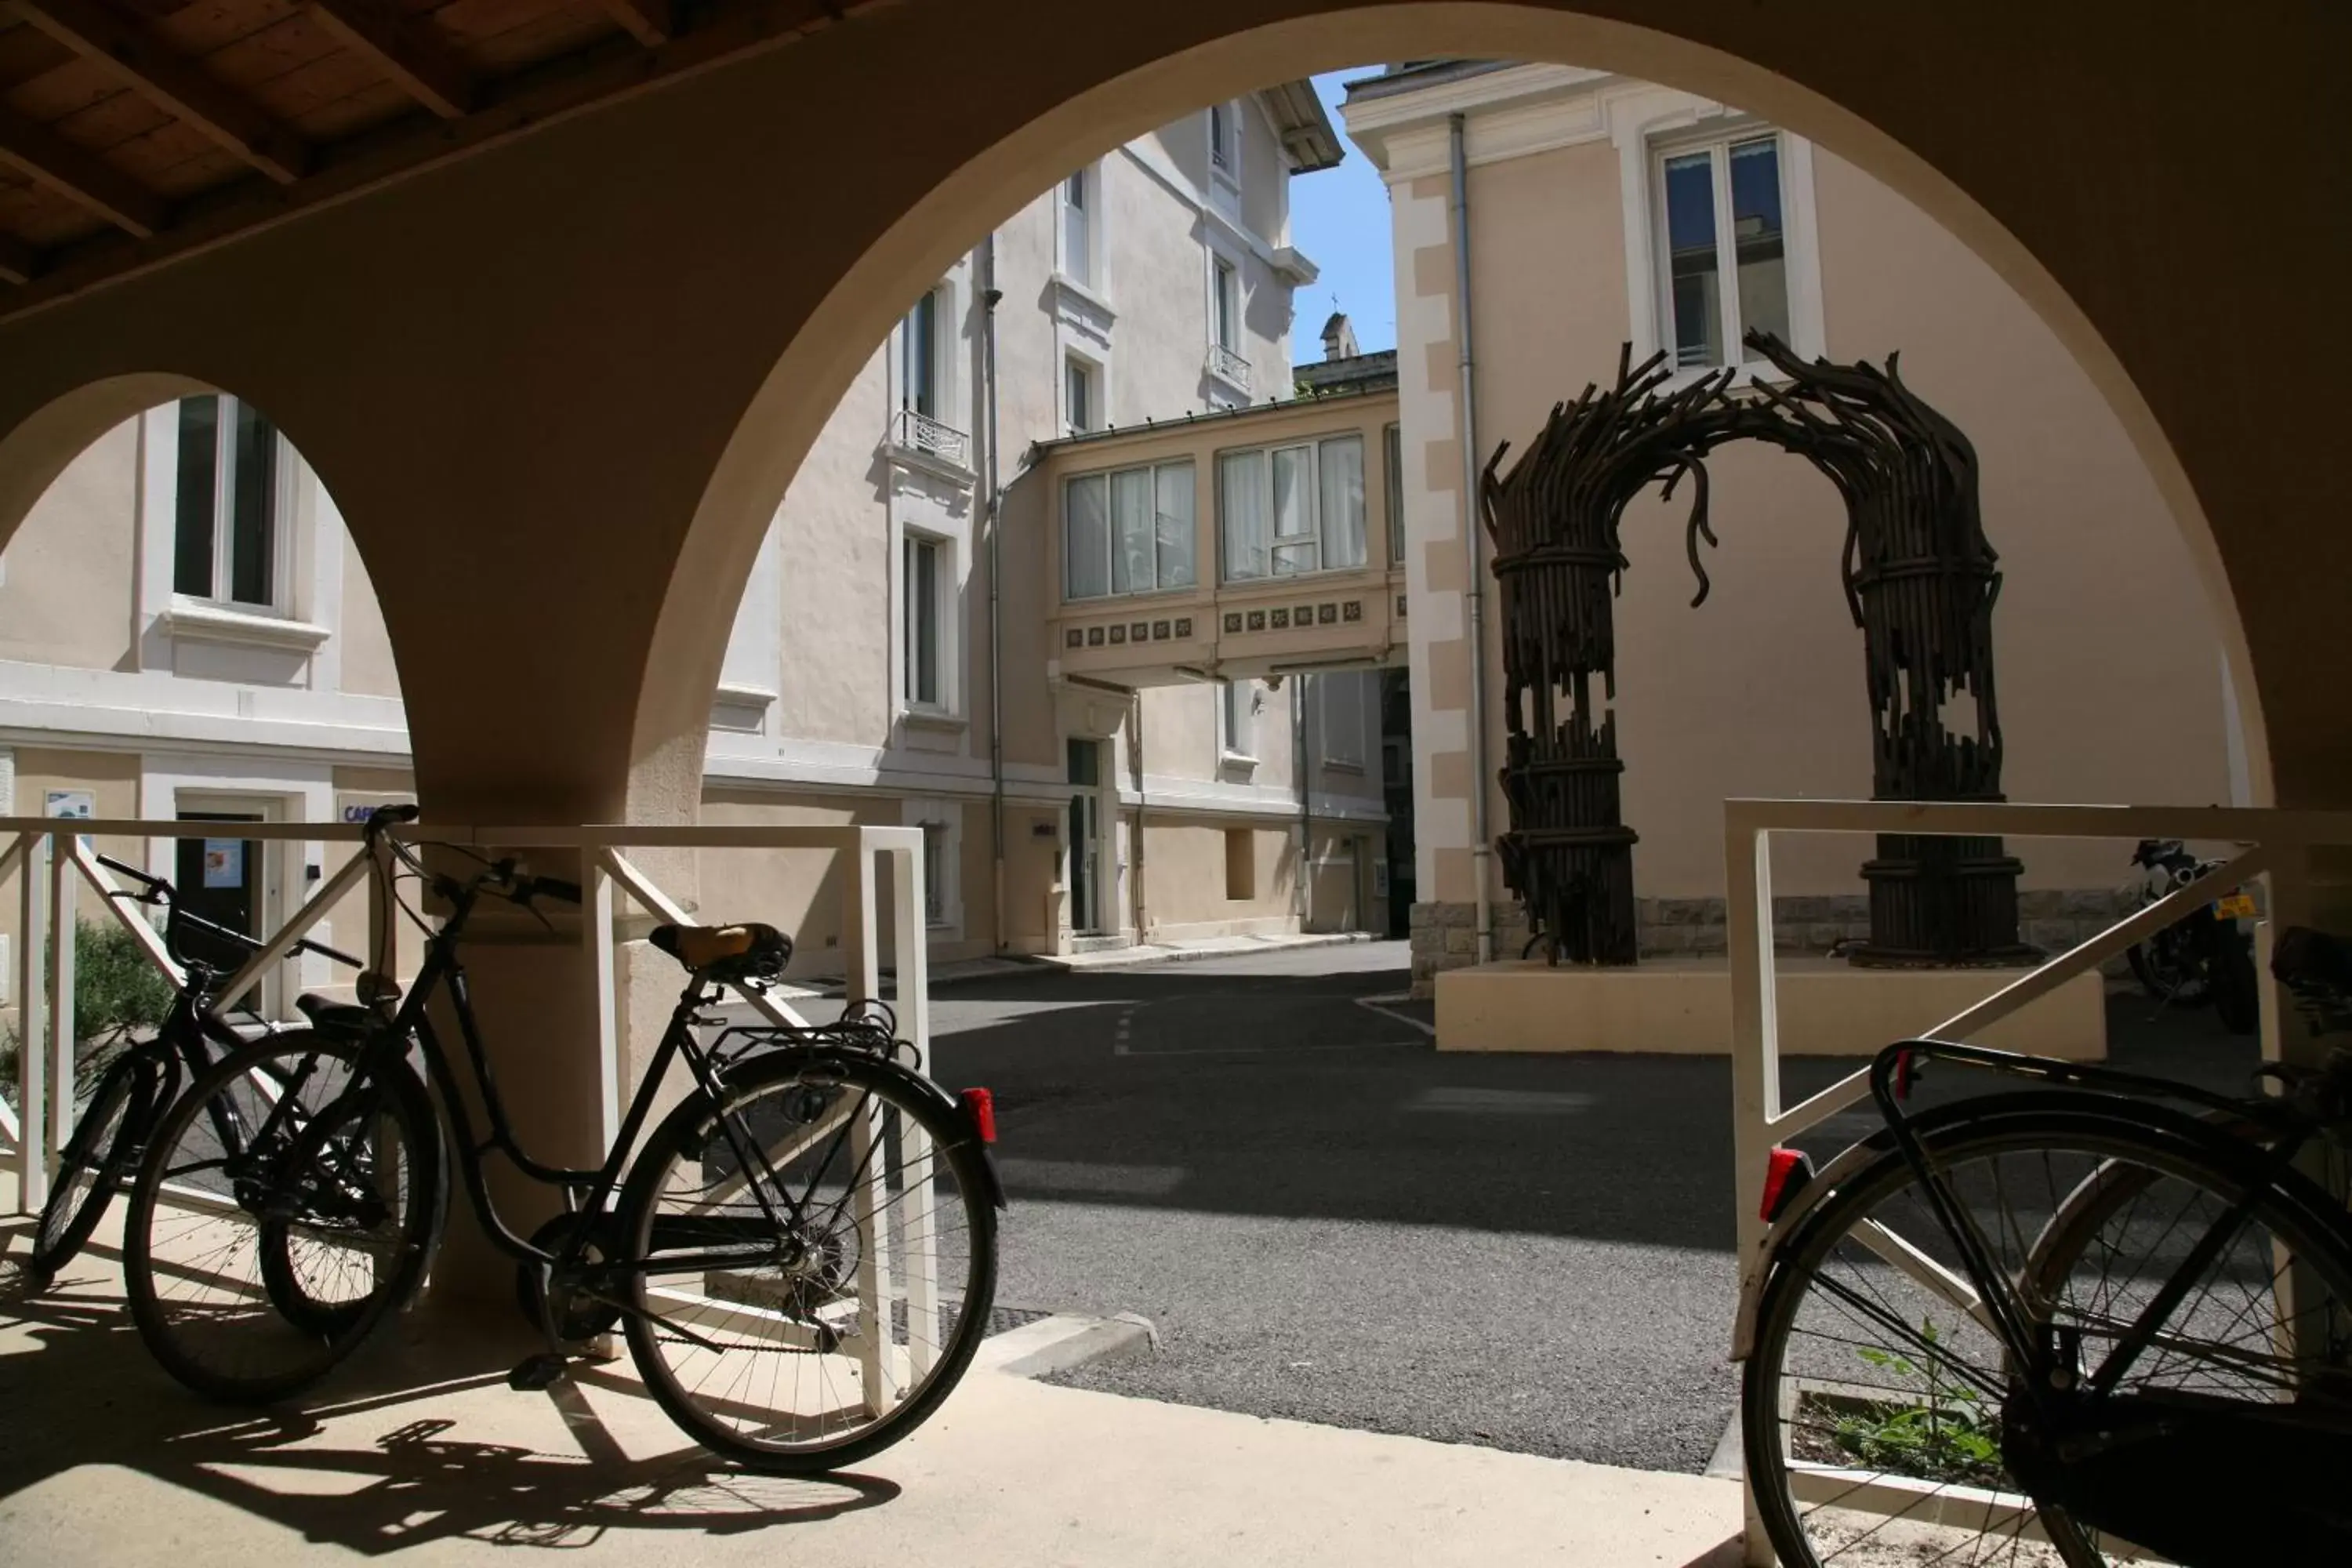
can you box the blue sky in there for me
[1290,69,1397,354]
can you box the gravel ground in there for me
[842,943,2262,1474]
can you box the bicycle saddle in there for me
[649,922,793,982]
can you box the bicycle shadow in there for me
[0,1265,901,1555]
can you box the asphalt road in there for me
[864,944,2263,1474]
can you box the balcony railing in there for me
[1205,341,1252,392]
[891,405,970,468]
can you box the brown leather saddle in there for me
[648,921,793,982]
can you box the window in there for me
[173,395,281,608]
[1221,679,1254,759]
[1319,673,1366,769]
[1383,423,1405,565]
[903,533,944,708]
[901,289,940,418]
[1208,103,1235,173]
[1062,461,1195,601]
[1657,132,1789,369]
[1061,169,1094,289]
[1218,434,1367,583]
[1211,258,1240,351]
[1065,355,1097,434]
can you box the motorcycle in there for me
[2122,837,2259,1033]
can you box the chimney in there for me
[1320,311,1359,362]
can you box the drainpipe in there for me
[1450,111,1494,966]
[1295,677,1312,930]
[1129,689,1148,942]
[981,234,1007,954]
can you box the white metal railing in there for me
[1725,796,2352,1565]
[891,406,969,467]
[0,815,934,1406]
[1205,341,1252,391]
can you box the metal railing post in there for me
[15,832,49,1212]
[46,833,76,1188]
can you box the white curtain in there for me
[1065,474,1110,599]
[1155,462,1196,589]
[1112,467,1155,593]
[1271,445,1314,575]
[1219,450,1268,582]
[1319,435,1367,570]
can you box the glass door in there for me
[1066,739,1104,936]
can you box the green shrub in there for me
[0,921,176,1111]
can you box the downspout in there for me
[981,234,1007,954]
[1450,112,1494,966]
[1129,689,1148,942]
[1294,677,1312,930]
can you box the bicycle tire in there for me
[1744,1104,2352,1567]
[615,1050,998,1473]
[28,1050,158,1280]
[123,1032,439,1403]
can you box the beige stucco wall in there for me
[1377,82,2233,914]
[0,420,136,673]
[337,541,405,700]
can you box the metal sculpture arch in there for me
[1482,332,2029,967]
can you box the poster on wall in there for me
[203,839,245,889]
[45,789,94,851]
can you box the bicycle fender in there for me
[730,1047,1009,1212]
[1728,1089,2278,1363]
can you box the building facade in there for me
[0,85,1389,1006]
[1341,64,2246,994]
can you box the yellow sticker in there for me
[2213,894,2257,919]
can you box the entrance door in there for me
[1066,739,1104,936]
[176,804,271,1006]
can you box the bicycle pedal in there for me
[505,1352,569,1392]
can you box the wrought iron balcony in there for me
[1204,342,1252,392]
[891,405,970,468]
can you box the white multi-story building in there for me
[0,85,1391,995]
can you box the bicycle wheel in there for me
[28,1051,158,1281]
[1744,1105,2352,1566]
[615,1051,997,1472]
[123,1033,438,1402]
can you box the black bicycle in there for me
[121,806,1004,1474]
[1740,935,2352,1565]
[25,854,360,1289]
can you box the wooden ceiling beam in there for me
[0,102,162,238]
[598,0,673,47]
[8,0,309,185]
[303,0,475,120]
[0,231,32,286]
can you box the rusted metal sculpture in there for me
[1482,333,2030,967]
[1481,347,1736,965]
[1738,332,2031,965]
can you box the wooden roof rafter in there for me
[0,0,896,317]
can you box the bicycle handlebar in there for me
[95,851,170,902]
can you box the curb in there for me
[1037,931,1378,974]
[977,1311,1160,1379]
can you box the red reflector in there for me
[960,1087,997,1144]
[1760,1146,1813,1223]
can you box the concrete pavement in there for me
[0,1247,1744,1567]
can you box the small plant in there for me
[0,922,175,1112]
[1831,1319,2005,1486]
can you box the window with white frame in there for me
[902,532,948,710]
[1065,354,1098,435]
[173,395,285,610]
[1383,423,1405,565]
[906,798,961,930]
[1319,673,1366,769]
[901,289,942,419]
[1656,129,1791,370]
[1208,102,1236,175]
[1061,168,1097,289]
[1220,678,1254,760]
[1063,460,1194,601]
[1218,434,1367,583]
[1211,257,1240,352]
